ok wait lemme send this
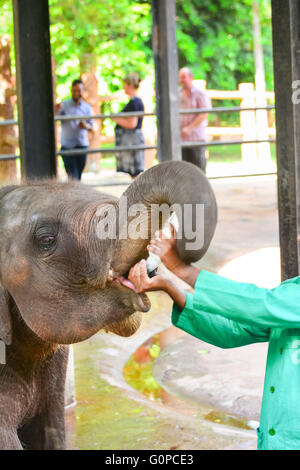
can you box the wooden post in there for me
[252,0,271,165]
[80,53,102,173]
[151,0,181,161]
[193,79,207,91]
[12,0,56,179]
[271,0,300,279]
[139,74,157,168]
[239,83,257,166]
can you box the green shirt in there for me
[172,270,300,450]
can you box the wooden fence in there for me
[194,80,275,164]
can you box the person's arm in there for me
[78,105,94,133]
[55,101,79,129]
[145,224,300,330]
[128,260,270,348]
[78,120,94,132]
[172,290,270,349]
[55,102,64,115]
[113,116,138,129]
[192,270,300,330]
[113,98,139,129]
[181,113,208,138]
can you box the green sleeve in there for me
[193,270,300,329]
[172,290,270,349]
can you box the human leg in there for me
[61,147,79,180]
[75,150,87,181]
[182,146,207,173]
[132,130,145,177]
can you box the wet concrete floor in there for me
[66,174,279,450]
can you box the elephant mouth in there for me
[118,276,139,293]
[111,276,151,313]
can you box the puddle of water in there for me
[204,411,252,430]
[123,330,257,433]
[68,338,177,450]
[123,334,162,402]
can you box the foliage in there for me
[176,0,273,91]
[0,0,13,36]
[0,0,273,98]
[49,0,153,95]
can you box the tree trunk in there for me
[0,35,17,184]
[80,53,101,173]
[252,0,271,164]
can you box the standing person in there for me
[128,226,300,450]
[113,73,145,178]
[55,79,94,181]
[179,67,211,173]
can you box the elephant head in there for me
[0,161,217,346]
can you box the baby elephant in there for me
[0,161,217,449]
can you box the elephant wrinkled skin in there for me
[0,161,217,449]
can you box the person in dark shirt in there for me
[113,73,145,178]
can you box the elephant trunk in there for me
[111,161,217,276]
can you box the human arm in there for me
[181,113,208,139]
[128,260,270,348]
[113,116,138,129]
[78,120,94,132]
[55,102,64,115]
[191,270,300,330]
[78,105,94,132]
[148,235,300,330]
[141,223,300,330]
[55,102,62,114]
[113,97,142,129]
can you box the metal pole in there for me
[272,1,300,280]
[271,0,300,280]
[151,0,181,161]
[13,0,56,179]
[290,1,300,279]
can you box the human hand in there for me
[147,223,185,273]
[128,260,168,293]
[55,102,62,113]
[180,126,191,139]
[78,121,87,129]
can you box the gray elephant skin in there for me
[0,161,217,449]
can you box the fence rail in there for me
[0,104,276,161]
[0,104,276,127]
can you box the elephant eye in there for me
[33,220,58,254]
[38,235,56,252]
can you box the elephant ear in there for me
[0,286,12,345]
[0,186,18,346]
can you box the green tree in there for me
[176,0,273,91]
[0,0,273,95]
[49,0,152,93]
